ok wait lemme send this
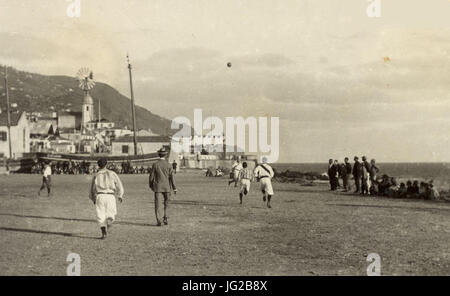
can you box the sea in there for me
[272,162,450,190]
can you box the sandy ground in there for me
[0,170,449,276]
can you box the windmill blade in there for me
[76,67,95,91]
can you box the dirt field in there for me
[0,171,449,275]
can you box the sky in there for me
[1,0,450,162]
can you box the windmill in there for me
[77,67,95,93]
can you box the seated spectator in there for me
[419,182,428,199]
[379,174,391,196]
[398,182,407,198]
[412,180,420,196]
[406,180,414,195]
[388,177,399,198]
[370,181,379,195]
[428,183,440,201]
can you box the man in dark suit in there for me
[352,156,362,193]
[149,148,177,226]
[343,157,352,192]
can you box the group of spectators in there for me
[328,156,441,200]
[31,160,153,175]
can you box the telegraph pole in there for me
[4,66,12,159]
[127,54,138,155]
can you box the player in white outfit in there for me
[38,160,52,197]
[228,158,243,187]
[253,157,275,208]
[89,158,124,239]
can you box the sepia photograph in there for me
[0,0,449,283]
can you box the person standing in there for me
[38,160,52,197]
[89,158,124,239]
[369,159,379,194]
[238,162,253,204]
[361,156,371,195]
[254,157,275,208]
[328,159,335,191]
[172,160,178,174]
[149,148,177,226]
[334,160,341,188]
[352,156,362,194]
[343,157,352,192]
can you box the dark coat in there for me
[149,158,176,193]
[345,163,352,175]
[352,161,363,178]
[328,164,338,178]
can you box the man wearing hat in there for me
[89,158,124,239]
[352,156,362,194]
[253,156,275,208]
[38,160,52,197]
[149,147,177,226]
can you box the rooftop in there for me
[0,111,24,126]
[113,135,171,143]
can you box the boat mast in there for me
[127,54,138,155]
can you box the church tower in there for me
[76,67,96,134]
[81,92,94,132]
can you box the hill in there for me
[0,66,174,135]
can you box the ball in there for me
[227,62,232,68]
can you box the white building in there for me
[0,111,30,158]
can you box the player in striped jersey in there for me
[238,162,253,204]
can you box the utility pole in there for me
[127,54,138,155]
[4,66,12,159]
[98,98,101,123]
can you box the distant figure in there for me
[149,148,177,226]
[343,157,352,192]
[89,158,124,239]
[429,183,440,200]
[228,158,243,187]
[419,182,427,199]
[398,183,407,198]
[328,159,334,190]
[361,156,371,195]
[254,157,275,208]
[378,174,390,196]
[388,177,399,198]
[172,160,178,174]
[412,180,420,197]
[352,157,362,194]
[38,160,52,197]
[328,159,338,191]
[406,180,413,195]
[238,162,253,204]
[369,159,379,194]
[334,160,341,188]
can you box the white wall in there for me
[0,114,30,158]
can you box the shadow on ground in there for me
[0,226,100,239]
